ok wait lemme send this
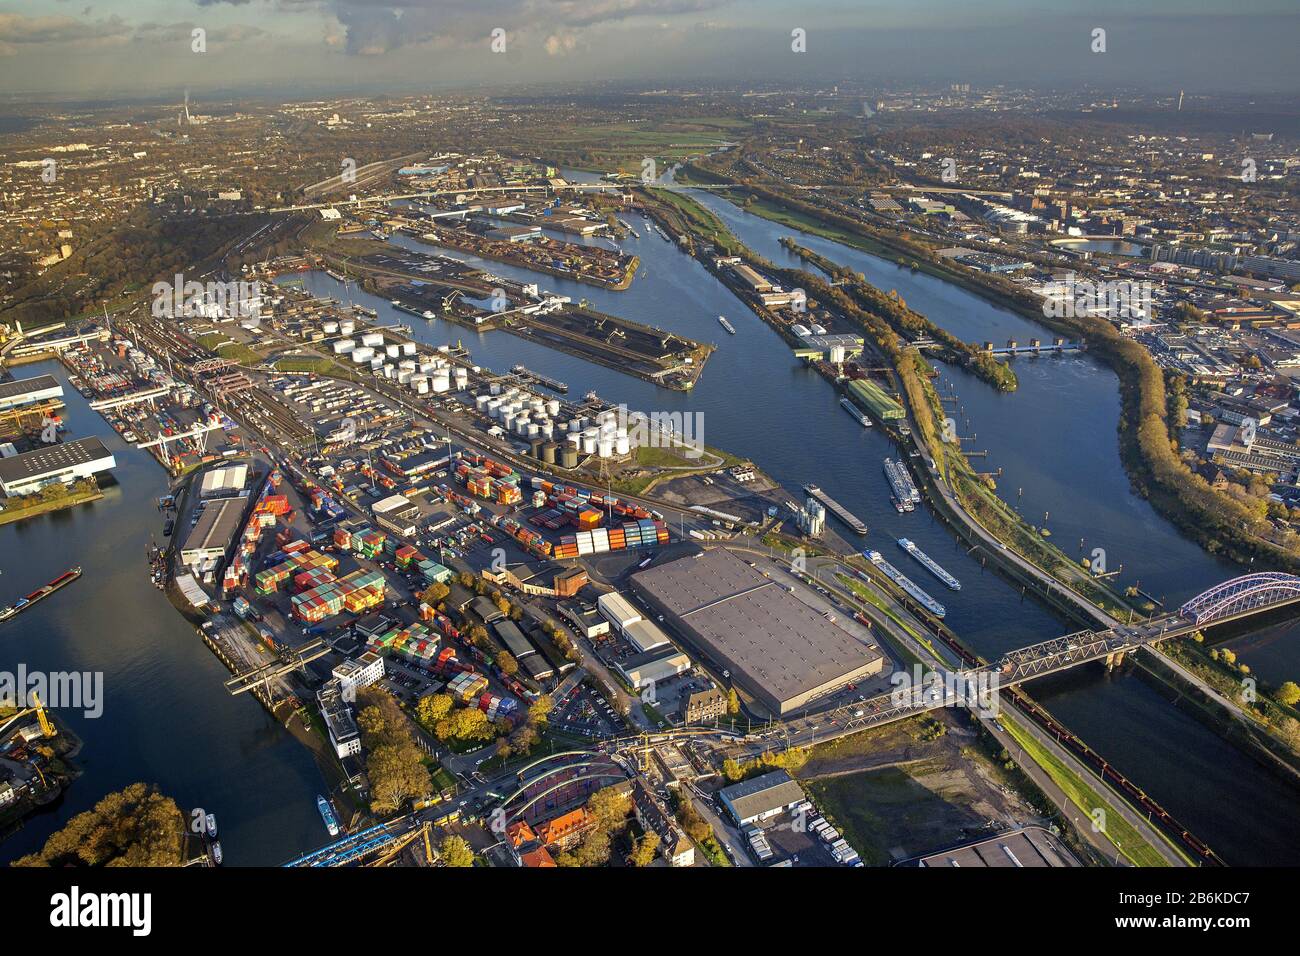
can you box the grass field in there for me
[998,713,1187,867]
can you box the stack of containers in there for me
[333,527,353,550]
[448,671,489,702]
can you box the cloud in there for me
[192,0,732,55]
[544,33,578,56]
[0,12,131,54]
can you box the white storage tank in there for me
[615,435,631,456]
[401,342,417,356]
[414,377,430,394]
[598,437,615,458]
[398,370,414,385]
[339,320,355,335]
[475,394,492,412]
[454,368,468,389]
[432,369,451,393]
[334,339,356,354]
[361,332,385,348]
[566,432,581,447]
[581,434,598,455]
[385,344,400,358]
[350,346,374,363]
[323,321,339,335]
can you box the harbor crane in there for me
[224,638,330,697]
[0,691,55,739]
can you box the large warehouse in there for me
[0,436,115,497]
[630,548,884,715]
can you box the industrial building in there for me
[0,436,116,497]
[198,463,248,498]
[616,646,692,689]
[333,651,385,696]
[717,770,807,826]
[596,590,641,634]
[631,548,884,715]
[0,374,63,412]
[180,497,245,571]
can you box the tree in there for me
[416,693,454,726]
[13,783,186,867]
[528,695,552,726]
[495,651,519,676]
[1277,681,1300,707]
[586,785,631,832]
[627,832,660,867]
[722,758,745,782]
[726,689,740,716]
[439,835,475,867]
[420,582,450,606]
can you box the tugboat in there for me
[206,813,218,839]
[210,841,223,866]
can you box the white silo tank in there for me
[581,434,598,455]
[454,368,468,389]
[540,423,554,440]
[401,342,417,356]
[432,370,451,393]
[340,320,355,335]
[415,377,430,395]
[398,370,414,385]
[598,437,615,458]
[490,382,502,396]
[546,399,560,417]
[386,344,400,358]
[334,339,356,354]
[566,432,581,447]
[475,394,491,412]
[323,321,339,335]
[527,423,540,438]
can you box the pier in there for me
[803,483,868,534]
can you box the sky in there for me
[0,0,1298,99]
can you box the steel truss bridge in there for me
[818,572,1300,735]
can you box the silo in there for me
[541,442,558,465]
[546,399,561,417]
[432,369,451,393]
[530,438,544,459]
[597,436,615,458]
[615,435,631,456]
[561,446,578,468]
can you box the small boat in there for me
[206,813,218,838]
[210,841,223,865]
[318,795,340,838]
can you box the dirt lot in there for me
[798,710,1035,865]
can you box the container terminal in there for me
[897,537,961,591]
[883,457,920,513]
[802,483,868,534]
[864,549,946,618]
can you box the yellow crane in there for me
[364,821,434,867]
[0,691,55,739]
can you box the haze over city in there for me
[1,0,1298,96]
